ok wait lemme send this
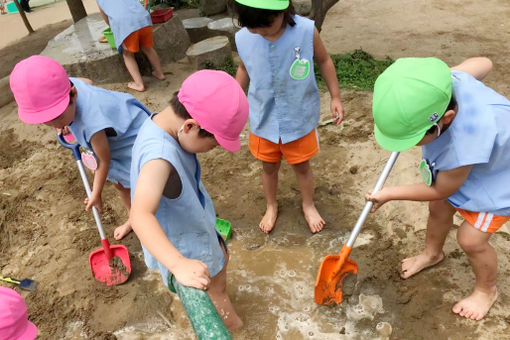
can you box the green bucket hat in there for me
[234,0,289,10]
[372,57,452,151]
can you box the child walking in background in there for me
[129,70,248,330]
[367,57,510,320]
[96,0,165,92]
[10,55,151,241]
[231,0,345,234]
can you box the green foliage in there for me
[315,49,394,91]
[201,56,237,77]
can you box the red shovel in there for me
[58,135,131,285]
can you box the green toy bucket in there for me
[216,218,232,242]
[102,28,116,49]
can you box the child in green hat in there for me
[367,56,510,320]
[231,0,344,234]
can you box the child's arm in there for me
[313,28,344,125]
[451,57,492,81]
[131,159,211,290]
[78,77,93,85]
[235,61,250,91]
[86,130,110,213]
[96,1,110,26]
[367,165,472,212]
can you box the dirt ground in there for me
[1,0,510,339]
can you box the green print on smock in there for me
[419,159,433,186]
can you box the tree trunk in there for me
[310,0,340,31]
[13,0,34,33]
[66,0,87,23]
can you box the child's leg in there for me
[292,160,325,233]
[453,221,497,320]
[259,161,280,233]
[401,199,455,279]
[141,46,165,80]
[207,242,243,330]
[122,49,145,92]
[113,183,133,240]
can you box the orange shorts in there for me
[123,26,153,53]
[456,208,510,233]
[249,129,319,164]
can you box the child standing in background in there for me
[10,55,151,241]
[96,0,165,92]
[232,0,344,234]
[130,70,249,330]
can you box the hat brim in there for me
[374,124,425,152]
[215,135,241,152]
[18,92,70,124]
[235,0,289,10]
[19,320,37,340]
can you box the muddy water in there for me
[114,230,387,340]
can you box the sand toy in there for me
[0,275,37,291]
[314,152,399,305]
[57,135,131,286]
[169,275,232,340]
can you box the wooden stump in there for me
[186,36,232,69]
[182,17,214,43]
[207,18,240,51]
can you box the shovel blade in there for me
[314,246,358,306]
[89,245,131,286]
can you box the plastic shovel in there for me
[314,151,399,305]
[57,135,131,286]
[0,275,37,291]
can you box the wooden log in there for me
[207,18,240,51]
[182,17,214,43]
[186,36,231,70]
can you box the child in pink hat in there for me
[130,70,248,330]
[10,55,152,241]
[0,287,37,340]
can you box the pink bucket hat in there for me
[10,55,71,124]
[178,70,249,152]
[0,287,37,340]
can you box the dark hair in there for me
[230,0,295,28]
[425,95,457,135]
[170,91,215,138]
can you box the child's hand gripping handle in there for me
[57,135,113,260]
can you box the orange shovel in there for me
[58,135,131,285]
[314,152,399,305]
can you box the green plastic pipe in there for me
[169,275,232,340]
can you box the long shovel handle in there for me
[57,135,111,259]
[345,151,399,248]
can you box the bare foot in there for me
[152,70,166,80]
[224,313,243,331]
[452,288,498,320]
[302,203,325,233]
[114,221,133,240]
[401,252,445,279]
[128,81,145,92]
[259,204,277,233]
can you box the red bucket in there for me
[151,8,173,24]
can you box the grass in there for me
[202,49,393,92]
[202,56,238,77]
[315,49,394,91]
